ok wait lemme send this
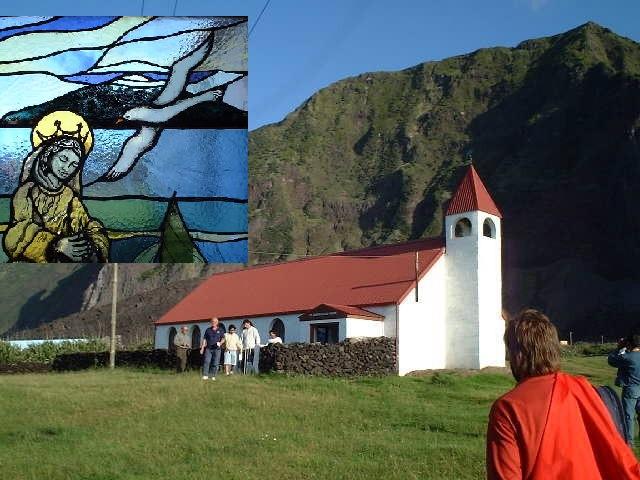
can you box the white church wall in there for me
[243,306,397,344]
[397,255,446,375]
[360,304,397,338]
[154,306,401,350]
[445,211,481,369]
[345,317,385,338]
[243,313,303,344]
[155,321,210,349]
[233,314,348,343]
[155,325,170,349]
[477,212,506,367]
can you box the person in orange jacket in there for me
[486,309,640,479]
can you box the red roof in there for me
[299,303,385,321]
[446,165,502,218]
[156,238,445,325]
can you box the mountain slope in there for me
[5,22,640,342]
[13,275,213,346]
[1,263,242,338]
[249,22,640,339]
[0,265,100,335]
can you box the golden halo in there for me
[31,111,93,155]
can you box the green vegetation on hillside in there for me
[249,22,640,338]
[0,355,625,479]
[0,340,107,364]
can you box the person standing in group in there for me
[487,309,640,479]
[200,317,225,380]
[173,325,191,373]
[222,324,242,375]
[267,329,283,344]
[608,334,640,446]
[240,319,261,374]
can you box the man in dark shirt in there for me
[608,334,640,445]
[200,317,225,380]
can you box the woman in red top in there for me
[486,309,640,479]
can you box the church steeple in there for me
[446,165,502,218]
[443,164,504,370]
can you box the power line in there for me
[249,0,271,37]
[140,0,145,16]
[172,0,179,16]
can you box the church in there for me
[154,165,506,375]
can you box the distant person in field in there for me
[267,329,283,344]
[486,309,640,480]
[200,317,225,380]
[222,324,242,375]
[173,325,191,373]
[608,334,640,446]
[240,319,261,374]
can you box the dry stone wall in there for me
[1,338,398,375]
[0,362,52,374]
[51,350,178,371]
[259,337,397,376]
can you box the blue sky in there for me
[4,1,639,130]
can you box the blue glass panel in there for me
[196,240,247,263]
[0,16,117,41]
[83,129,248,200]
[180,202,247,233]
[64,73,123,84]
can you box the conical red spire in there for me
[445,165,502,218]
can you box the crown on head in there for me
[35,120,90,152]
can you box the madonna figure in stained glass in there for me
[3,111,109,263]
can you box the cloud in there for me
[0,73,84,119]
[0,48,105,76]
[93,30,211,70]
[119,17,242,42]
[186,71,243,94]
[0,17,147,63]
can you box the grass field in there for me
[0,356,623,480]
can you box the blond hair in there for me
[504,309,561,381]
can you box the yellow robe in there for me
[3,182,109,263]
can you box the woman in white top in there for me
[222,324,242,375]
[267,330,283,344]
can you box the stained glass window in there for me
[0,16,248,263]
